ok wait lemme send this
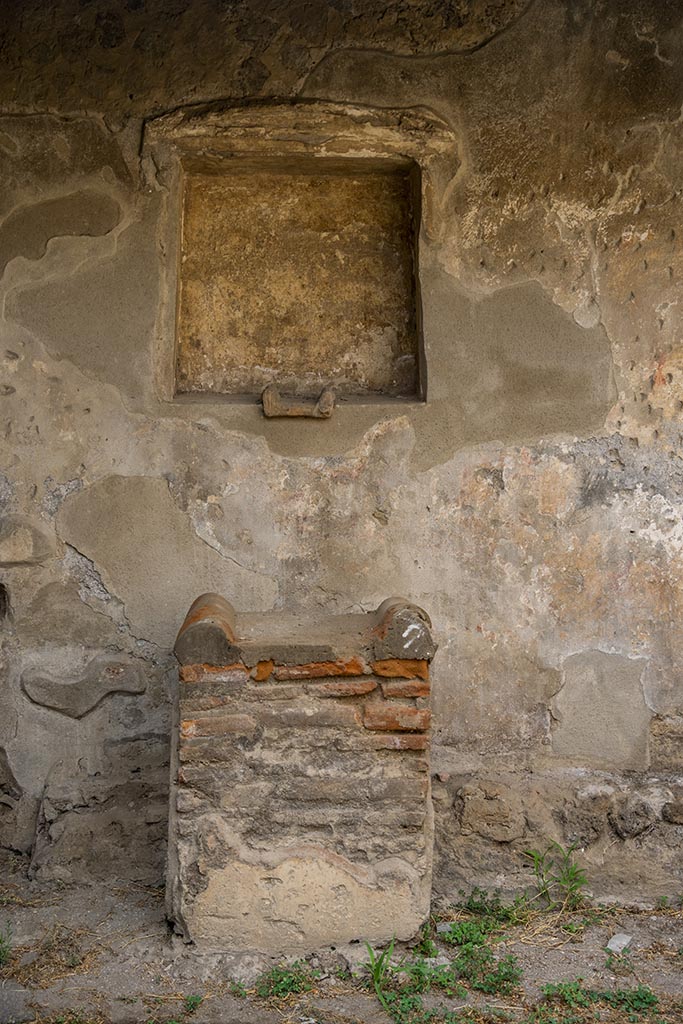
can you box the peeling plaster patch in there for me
[42,476,83,518]
[63,544,112,605]
[551,651,650,770]
[612,485,683,553]
[57,476,277,647]
[0,515,55,567]
[573,296,601,329]
[0,473,12,509]
[0,191,121,277]
[8,208,159,401]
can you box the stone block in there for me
[362,704,431,732]
[0,515,55,567]
[662,801,683,824]
[650,716,683,771]
[457,782,526,843]
[167,595,435,953]
[608,794,658,839]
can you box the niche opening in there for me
[174,156,423,402]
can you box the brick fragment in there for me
[380,679,430,698]
[179,737,256,763]
[371,659,429,680]
[272,656,369,680]
[310,678,378,697]
[180,662,248,683]
[252,660,274,680]
[180,713,257,738]
[371,733,429,750]
[363,705,431,732]
[256,705,361,729]
[180,694,236,713]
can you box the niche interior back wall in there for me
[0,0,682,902]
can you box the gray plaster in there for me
[551,651,651,770]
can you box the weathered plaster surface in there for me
[0,0,682,908]
[176,164,419,399]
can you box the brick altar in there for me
[167,594,436,952]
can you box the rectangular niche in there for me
[174,158,422,401]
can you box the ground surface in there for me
[1,850,682,1024]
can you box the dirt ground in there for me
[1,849,682,1024]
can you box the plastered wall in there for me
[0,0,682,902]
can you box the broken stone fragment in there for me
[662,801,683,824]
[0,747,21,802]
[0,746,38,853]
[608,794,657,839]
[0,515,55,566]
[21,652,146,718]
[606,933,633,954]
[457,781,526,843]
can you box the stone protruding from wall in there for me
[0,515,55,567]
[21,653,147,719]
[168,596,436,953]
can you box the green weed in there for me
[255,960,317,999]
[411,921,438,958]
[397,956,466,998]
[543,979,659,1020]
[456,887,529,926]
[381,990,441,1024]
[541,981,592,1008]
[0,921,11,966]
[364,936,396,1012]
[440,919,494,948]
[523,842,588,910]
[182,994,202,1014]
[454,944,522,995]
[228,979,247,997]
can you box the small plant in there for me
[255,960,316,999]
[455,945,522,995]
[411,921,438,958]
[598,983,659,1017]
[523,841,588,910]
[183,994,202,1014]
[228,979,247,997]
[398,956,466,999]
[542,980,592,1008]
[440,918,493,948]
[543,979,659,1020]
[456,887,530,926]
[364,936,396,1012]
[381,989,441,1024]
[52,1014,98,1024]
[0,922,11,966]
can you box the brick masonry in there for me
[167,595,437,952]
